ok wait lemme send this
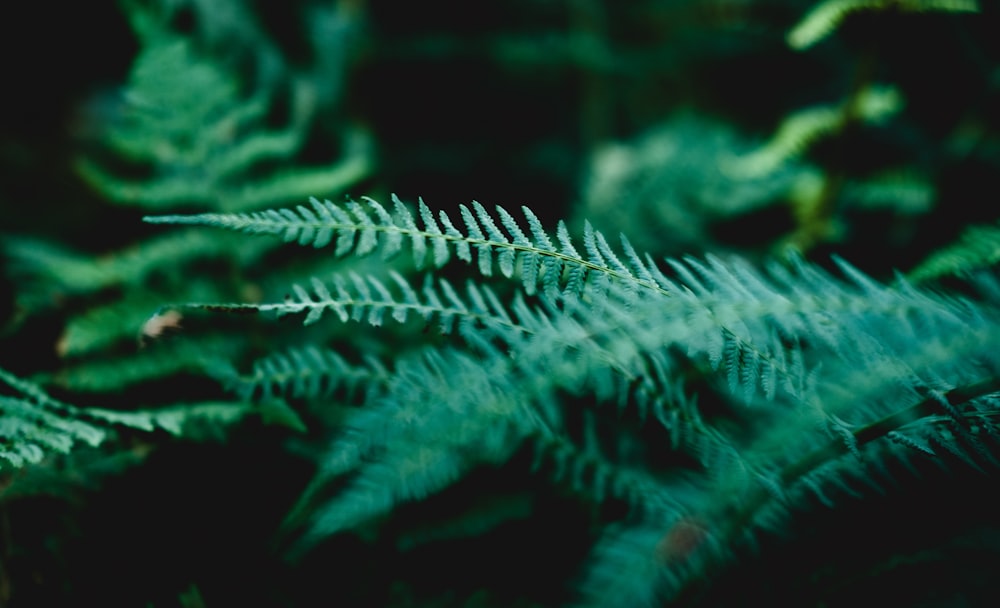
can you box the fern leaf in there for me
[479,202,518,277]
[909,221,1000,283]
[788,0,978,50]
[211,346,387,402]
[76,28,372,212]
[178,271,529,339]
[457,203,492,277]
[574,522,681,608]
[295,443,469,547]
[535,433,683,517]
[3,231,272,311]
[726,86,902,178]
[417,197,449,266]
[343,200,376,256]
[287,346,533,554]
[145,196,672,299]
[40,335,245,393]
[522,206,561,295]
[87,401,256,436]
[556,221,588,297]
[388,194,419,263]
[0,368,252,470]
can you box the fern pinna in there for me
[146,194,1000,606]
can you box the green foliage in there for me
[76,2,372,212]
[152,195,1000,604]
[788,0,980,50]
[145,194,670,299]
[727,85,903,179]
[909,221,1000,282]
[3,0,1000,606]
[0,366,253,469]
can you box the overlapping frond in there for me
[284,345,535,554]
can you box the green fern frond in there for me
[210,346,389,403]
[145,195,672,298]
[54,277,249,357]
[726,85,903,178]
[144,193,1000,604]
[788,0,979,50]
[533,432,684,517]
[841,170,935,213]
[710,376,1000,547]
[908,221,1000,282]
[290,441,472,553]
[0,367,253,470]
[41,335,245,393]
[4,230,271,303]
[76,22,372,212]
[174,271,530,343]
[580,113,814,256]
[555,254,814,407]
[574,521,694,608]
[85,400,256,437]
[285,346,533,552]
[55,293,168,357]
[0,391,106,469]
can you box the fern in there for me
[580,113,813,256]
[726,85,903,179]
[282,344,535,554]
[6,0,999,602]
[908,221,1000,282]
[788,0,980,50]
[145,195,672,299]
[0,367,254,470]
[150,193,1000,604]
[38,334,245,393]
[75,20,372,213]
[210,345,389,403]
